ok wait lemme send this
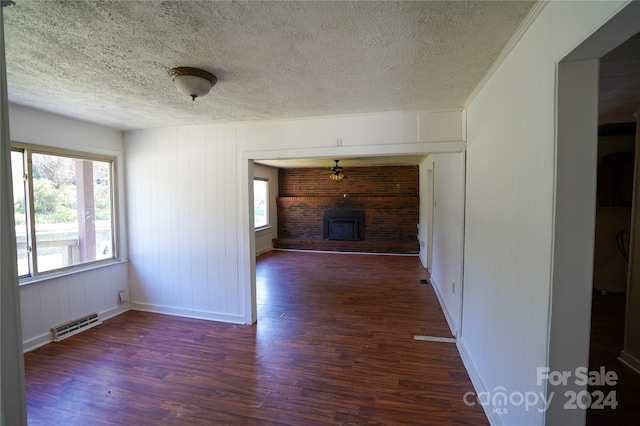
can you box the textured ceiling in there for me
[599,32,640,124]
[3,0,536,131]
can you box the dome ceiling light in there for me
[168,67,217,101]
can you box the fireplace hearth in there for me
[323,210,365,241]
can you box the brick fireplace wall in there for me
[274,166,419,253]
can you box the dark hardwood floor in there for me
[24,250,487,425]
[587,290,640,425]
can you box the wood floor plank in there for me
[587,290,640,425]
[25,251,488,425]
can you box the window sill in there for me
[18,259,128,286]
[255,226,272,233]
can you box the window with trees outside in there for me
[254,178,269,230]
[11,145,116,279]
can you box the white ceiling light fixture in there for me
[168,67,217,101]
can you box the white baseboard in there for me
[23,332,53,353]
[457,338,503,426]
[23,304,132,353]
[256,247,273,257]
[130,302,247,324]
[100,304,131,321]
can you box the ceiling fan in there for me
[329,159,346,181]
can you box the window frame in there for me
[253,177,270,231]
[11,142,119,282]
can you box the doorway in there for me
[588,32,640,425]
[242,143,466,325]
[551,4,640,425]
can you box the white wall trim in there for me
[429,277,457,338]
[546,58,599,425]
[100,304,131,322]
[562,1,638,62]
[458,151,467,340]
[243,141,466,163]
[19,260,128,287]
[457,338,504,426]
[256,247,273,257]
[130,303,247,325]
[22,333,53,353]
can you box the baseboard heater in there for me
[52,313,102,342]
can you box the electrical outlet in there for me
[336,138,343,147]
[118,290,128,302]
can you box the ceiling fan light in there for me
[329,159,345,180]
[169,67,217,101]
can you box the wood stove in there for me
[323,210,365,241]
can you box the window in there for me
[253,178,269,230]
[11,145,116,278]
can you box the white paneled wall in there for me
[461,2,631,425]
[421,153,465,337]
[126,125,243,323]
[127,111,464,325]
[9,104,129,351]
